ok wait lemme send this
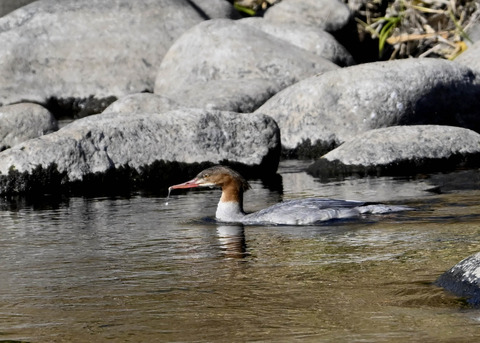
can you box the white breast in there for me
[216,201,245,222]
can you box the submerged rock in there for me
[436,252,480,306]
[0,0,236,107]
[0,109,280,194]
[307,125,480,178]
[0,103,58,151]
[254,59,480,157]
[154,19,338,110]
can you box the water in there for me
[1,161,480,342]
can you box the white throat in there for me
[216,201,245,222]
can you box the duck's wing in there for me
[242,198,409,225]
[243,198,367,225]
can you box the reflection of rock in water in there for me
[281,170,433,203]
[216,225,248,259]
[427,169,480,193]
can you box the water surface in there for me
[1,161,480,342]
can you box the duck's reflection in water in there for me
[216,225,248,259]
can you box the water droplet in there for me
[165,187,172,206]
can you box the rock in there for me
[190,0,241,19]
[158,79,286,113]
[436,252,480,306]
[254,59,480,157]
[105,89,272,116]
[455,41,480,73]
[0,0,35,17]
[465,20,480,45]
[307,125,480,178]
[0,103,58,151]
[154,19,339,104]
[46,95,118,119]
[0,109,280,194]
[103,93,181,114]
[0,0,237,107]
[239,17,355,66]
[263,0,352,33]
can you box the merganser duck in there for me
[169,165,409,225]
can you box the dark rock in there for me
[436,252,480,306]
[0,109,280,195]
[239,17,355,66]
[263,0,352,33]
[307,125,480,178]
[0,103,58,151]
[154,19,339,107]
[255,59,480,156]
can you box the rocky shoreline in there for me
[1,0,479,196]
[0,0,478,183]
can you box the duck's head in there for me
[169,165,251,192]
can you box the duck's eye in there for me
[203,174,209,178]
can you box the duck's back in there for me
[242,198,407,225]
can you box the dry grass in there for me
[234,0,279,13]
[233,0,479,60]
[349,0,480,59]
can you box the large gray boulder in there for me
[0,103,58,151]
[307,125,480,177]
[154,19,339,108]
[0,0,237,107]
[162,79,286,113]
[0,109,280,194]
[239,17,355,66]
[106,81,282,114]
[254,59,480,156]
[436,252,480,306]
[263,0,352,33]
